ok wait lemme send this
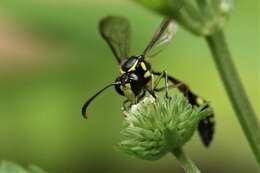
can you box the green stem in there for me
[172,148,201,173]
[206,30,260,165]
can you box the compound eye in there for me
[128,73,139,81]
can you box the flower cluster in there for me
[118,93,212,160]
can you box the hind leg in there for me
[152,71,215,147]
[153,70,171,98]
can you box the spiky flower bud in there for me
[118,92,212,160]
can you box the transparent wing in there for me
[99,16,131,64]
[143,19,177,58]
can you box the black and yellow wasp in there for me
[82,16,214,146]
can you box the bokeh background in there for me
[0,0,259,173]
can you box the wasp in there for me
[81,16,214,146]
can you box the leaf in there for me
[29,165,50,173]
[0,161,50,173]
[0,161,28,173]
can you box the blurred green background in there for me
[0,0,259,173]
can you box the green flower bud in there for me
[132,0,233,36]
[117,92,212,160]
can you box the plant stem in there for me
[172,148,201,173]
[206,30,260,165]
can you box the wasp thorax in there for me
[121,56,139,72]
[120,55,150,74]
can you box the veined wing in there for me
[99,16,131,64]
[143,19,177,58]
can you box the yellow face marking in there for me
[140,62,147,71]
[120,83,135,101]
[196,97,205,106]
[120,68,125,74]
[144,71,151,78]
[125,83,131,87]
[127,60,138,72]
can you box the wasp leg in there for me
[153,71,190,96]
[153,72,164,89]
[152,71,215,147]
[122,91,147,113]
[122,99,132,112]
[137,91,146,103]
[154,84,175,92]
[153,71,171,98]
[164,71,170,98]
[153,71,202,103]
[144,86,157,99]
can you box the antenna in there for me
[81,82,117,119]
